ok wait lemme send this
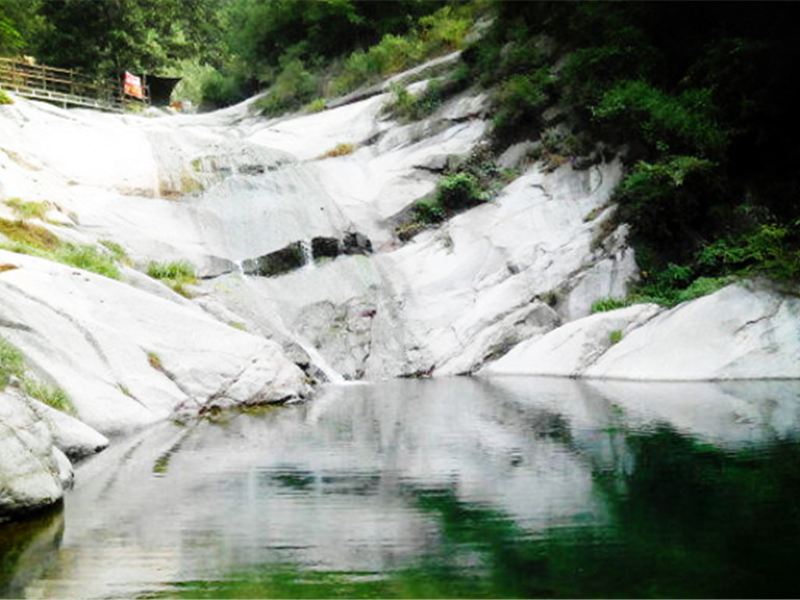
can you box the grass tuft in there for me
[5,199,50,221]
[319,143,356,159]
[0,337,25,390]
[0,90,12,105]
[21,377,74,414]
[147,351,164,372]
[0,218,60,249]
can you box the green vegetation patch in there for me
[0,217,123,279]
[5,199,50,221]
[0,218,60,250]
[319,143,356,159]
[0,337,25,390]
[147,260,197,297]
[21,378,74,414]
[591,298,631,314]
[0,336,73,413]
[0,89,12,105]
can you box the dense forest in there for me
[1,0,797,305]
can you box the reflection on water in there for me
[2,377,800,598]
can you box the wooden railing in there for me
[0,58,150,112]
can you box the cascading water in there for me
[232,256,345,383]
[300,239,314,269]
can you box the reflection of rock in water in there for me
[0,506,64,598]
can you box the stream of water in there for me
[2,377,800,598]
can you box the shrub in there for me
[304,98,326,113]
[386,80,443,122]
[697,223,800,281]
[329,3,476,97]
[256,59,318,116]
[609,329,623,344]
[0,89,12,105]
[492,68,553,140]
[593,81,726,156]
[437,172,487,209]
[5,199,49,220]
[413,199,445,224]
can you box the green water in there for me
[2,377,800,598]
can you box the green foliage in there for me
[99,239,130,264]
[255,58,318,116]
[437,172,487,209]
[0,217,123,279]
[609,329,623,345]
[21,377,74,414]
[0,90,12,105]
[0,337,24,390]
[0,335,73,413]
[56,244,121,279]
[329,3,476,97]
[413,198,445,224]
[5,198,49,220]
[386,81,443,122]
[147,260,197,297]
[0,218,60,249]
[304,98,326,113]
[591,298,630,313]
[697,223,800,281]
[593,81,726,156]
[492,68,553,140]
[34,0,223,79]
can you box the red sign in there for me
[123,71,144,99]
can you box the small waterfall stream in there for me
[300,239,314,269]
[232,258,345,383]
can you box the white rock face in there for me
[484,303,662,377]
[0,251,309,434]
[0,51,796,501]
[586,283,800,380]
[30,401,109,460]
[485,282,800,380]
[0,389,70,517]
[0,74,642,384]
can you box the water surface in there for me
[2,377,800,598]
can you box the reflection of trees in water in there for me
[168,426,800,598]
[0,505,64,597]
[6,380,800,598]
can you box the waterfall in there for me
[234,258,345,384]
[300,239,314,269]
[294,337,345,384]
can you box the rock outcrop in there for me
[486,282,800,380]
[0,56,798,520]
[0,389,71,518]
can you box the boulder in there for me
[311,236,340,260]
[30,401,109,460]
[0,389,70,519]
[483,303,662,377]
[242,242,306,277]
[586,283,800,380]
